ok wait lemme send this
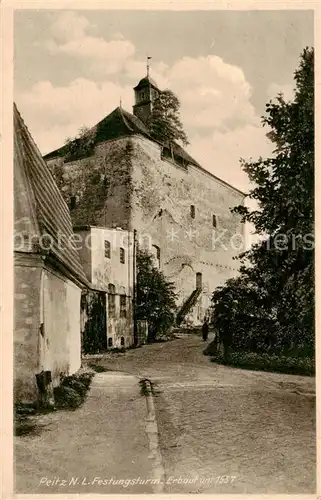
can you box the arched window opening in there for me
[104,240,111,258]
[120,247,125,264]
[196,272,202,290]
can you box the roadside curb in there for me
[142,379,165,493]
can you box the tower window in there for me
[120,248,125,264]
[104,240,111,259]
[212,214,217,228]
[69,196,77,210]
[108,337,113,347]
[190,205,195,219]
[196,272,202,290]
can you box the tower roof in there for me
[43,106,246,196]
[133,75,158,91]
[44,106,202,169]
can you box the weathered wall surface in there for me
[42,267,82,385]
[107,297,134,349]
[90,227,134,295]
[14,255,42,403]
[130,135,245,322]
[47,138,133,229]
[14,259,82,402]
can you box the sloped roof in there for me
[134,75,158,90]
[14,103,89,287]
[43,106,202,168]
[43,105,245,196]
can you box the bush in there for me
[54,371,95,409]
[53,386,83,409]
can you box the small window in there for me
[108,337,113,347]
[120,247,125,264]
[121,336,125,346]
[212,214,217,228]
[69,196,77,210]
[120,295,127,318]
[190,205,195,219]
[104,240,111,259]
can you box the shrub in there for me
[53,386,83,409]
[53,371,95,409]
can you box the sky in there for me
[14,9,314,194]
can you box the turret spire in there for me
[147,55,152,77]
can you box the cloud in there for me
[16,78,133,154]
[46,12,135,75]
[50,11,90,42]
[167,56,256,131]
[16,12,275,194]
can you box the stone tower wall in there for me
[129,135,245,322]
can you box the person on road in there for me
[202,319,209,341]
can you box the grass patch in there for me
[209,350,314,376]
[14,370,95,435]
[14,403,55,437]
[14,405,38,436]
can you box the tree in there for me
[148,89,189,147]
[135,249,177,342]
[63,125,96,161]
[212,47,314,356]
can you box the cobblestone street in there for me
[89,333,316,494]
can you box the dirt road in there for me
[87,333,316,494]
[15,333,315,494]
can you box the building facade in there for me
[14,104,89,404]
[45,75,245,326]
[74,226,135,351]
